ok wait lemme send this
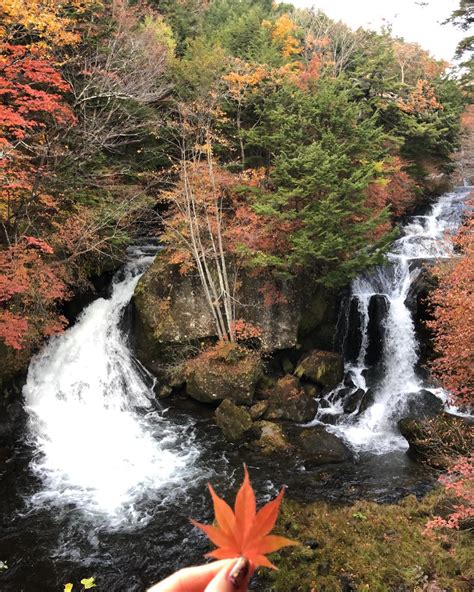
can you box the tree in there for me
[428,215,474,408]
[240,80,395,286]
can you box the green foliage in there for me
[243,81,395,285]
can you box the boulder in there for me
[215,399,253,441]
[249,400,269,420]
[264,375,318,423]
[185,345,262,405]
[401,390,444,420]
[357,389,376,415]
[295,350,343,391]
[342,388,366,414]
[296,427,352,466]
[254,421,292,454]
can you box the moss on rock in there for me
[295,350,343,391]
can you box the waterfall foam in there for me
[312,189,469,453]
[23,246,199,527]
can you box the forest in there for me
[0,1,473,591]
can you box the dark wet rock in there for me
[318,413,339,425]
[294,350,343,391]
[401,390,444,420]
[344,297,363,363]
[249,400,269,421]
[281,357,294,375]
[358,389,376,415]
[253,420,293,454]
[264,375,318,422]
[186,347,262,405]
[365,295,389,367]
[215,399,252,441]
[343,374,357,389]
[398,412,474,469]
[343,388,366,414]
[296,426,352,466]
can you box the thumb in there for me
[204,557,252,592]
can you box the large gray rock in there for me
[264,375,317,422]
[295,350,343,391]
[132,253,337,374]
[186,346,262,405]
[215,400,252,441]
[297,427,352,466]
[401,390,444,420]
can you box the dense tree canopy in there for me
[0,0,469,352]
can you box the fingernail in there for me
[228,557,249,589]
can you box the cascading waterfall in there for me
[312,188,470,452]
[23,244,199,527]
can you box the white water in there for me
[314,189,470,452]
[24,246,199,528]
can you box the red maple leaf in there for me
[192,465,299,569]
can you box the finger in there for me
[148,559,235,592]
[204,557,252,592]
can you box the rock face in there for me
[297,427,352,466]
[264,375,318,422]
[365,295,389,367]
[295,350,343,391]
[133,252,215,375]
[185,346,262,405]
[132,252,338,374]
[254,420,292,454]
[215,400,253,441]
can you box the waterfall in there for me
[23,245,199,527]
[312,189,469,452]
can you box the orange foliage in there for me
[223,60,267,100]
[428,213,474,407]
[0,0,97,49]
[365,157,418,223]
[425,454,474,533]
[231,319,262,342]
[0,243,68,349]
[192,465,299,569]
[398,79,442,115]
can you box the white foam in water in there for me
[316,189,469,453]
[24,249,199,527]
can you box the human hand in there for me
[148,557,252,592]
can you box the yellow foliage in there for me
[0,0,99,47]
[271,13,301,57]
[64,585,73,592]
[223,60,267,100]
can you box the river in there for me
[0,188,469,591]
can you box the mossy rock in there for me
[295,350,343,391]
[215,399,252,441]
[264,375,317,422]
[185,345,263,405]
[398,413,473,469]
[296,426,352,466]
[253,421,293,455]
